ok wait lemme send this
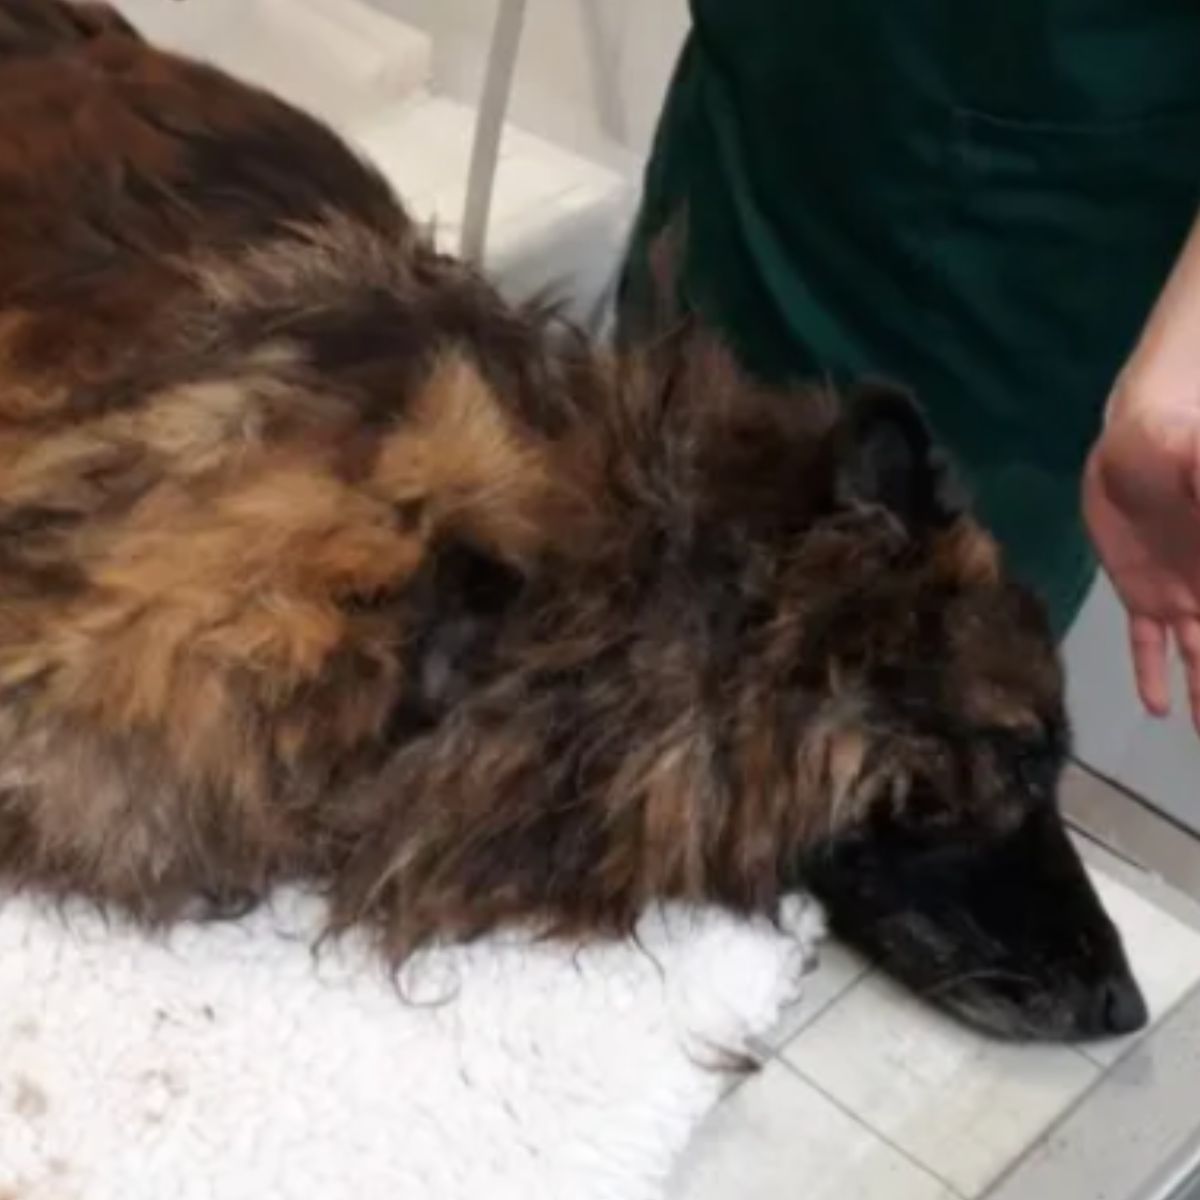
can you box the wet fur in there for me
[0,4,1086,993]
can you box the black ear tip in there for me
[845,378,933,447]
[838,377,965,530]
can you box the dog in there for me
[0,0,1145,1042]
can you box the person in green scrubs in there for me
[617,1,1200,729]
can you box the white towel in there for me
[0,889,821,1199]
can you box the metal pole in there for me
[460,0,529,265]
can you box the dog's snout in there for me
[1077,974,1148,1039]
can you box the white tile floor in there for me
[669,860,1200,1200]
[1083,873,1200,1068]
[670,1059,957,1200]
[787,975,1098,1197]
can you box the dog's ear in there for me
[835,380,965,533]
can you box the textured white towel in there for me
[0,889,821,1199]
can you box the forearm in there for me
[1115,209,1200,414]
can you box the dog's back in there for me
[0,3,603,919]
[0,3,403,386]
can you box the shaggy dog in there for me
[0,0,1145,1040]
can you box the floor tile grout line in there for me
[1079,972,1200,1069]
[1068,817,1151,874]
[769,968,1093,1186]
[752,858,1200,1197]
[1069,756,1190,834]
[972,1040,1138,1200]
[1074,818,1200,933]
[758,961,875,1061]
[775,1054,969,1198]
[1066,761,1200,906]
[777,985,1113,1198]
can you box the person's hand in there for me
[1084,378,1200,730]
[1083,212,1200,730]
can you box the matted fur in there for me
[0,4,1142,1043]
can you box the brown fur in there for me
[0,4,1066,972]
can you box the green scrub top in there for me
[619,0,1200,636]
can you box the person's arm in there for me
[1084,210,1200,730]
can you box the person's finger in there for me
[1175,617,1200,734]
[1130,614,1170,716]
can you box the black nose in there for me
[1078,975,1149,1039]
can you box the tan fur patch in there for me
[128,345,302,471]
[0,452,422,804]
[372,353,578,568]
[934,519,1001,588]
[961,682,1042,734]
[792,699,876,843]
[191,213,412,311]
[823,726,870,828]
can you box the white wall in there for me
[363,0,689,166]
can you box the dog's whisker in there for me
[921,968,1037,1001]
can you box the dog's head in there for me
[654,343,1146,1042]
[793,383,1143,1041]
